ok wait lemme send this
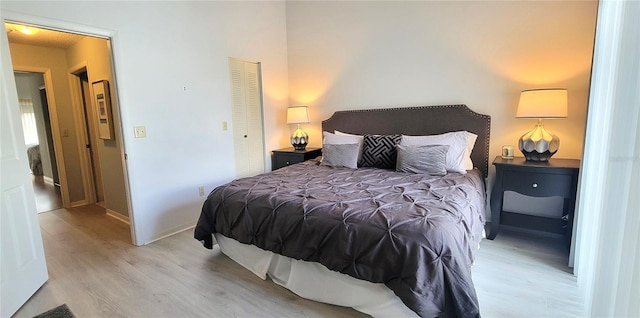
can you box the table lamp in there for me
[287,106,309,150]
[516,89,568,162]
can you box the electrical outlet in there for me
[198,186,205,196]
[134,126,146,138]
[222,121,228,131]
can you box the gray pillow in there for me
[321,143,359,169]
[396,144,449,175]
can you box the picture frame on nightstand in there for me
[502,145,514,159]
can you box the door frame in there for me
[2,12,138,244]
[12,66,71,208]
[68,62,100,206]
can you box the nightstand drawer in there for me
[502,170,573,198]
[274,154,303,168]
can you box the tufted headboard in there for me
[321,104,491,178]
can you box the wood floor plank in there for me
[32,175,63,213]
[13,205,583,317]
[473,227,583,318]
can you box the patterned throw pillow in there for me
[360,134,401,169]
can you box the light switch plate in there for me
[134,126,146,138]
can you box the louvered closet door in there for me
[229,58,265,178]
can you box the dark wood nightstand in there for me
[272,147,322,170]
[488,156,580,245]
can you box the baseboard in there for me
[70,200,88,207]
[143,224,195,245]
[43,176,54,185]
[106,209,130,225]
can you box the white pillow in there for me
[400,131,474,174]
[336,130,384,138]
[325,131,363,142]
[334,130,360,137]
[323,131,364,160]
[462,131,478,170]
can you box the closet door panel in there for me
[243,62,265,176]
[229,59,264,178]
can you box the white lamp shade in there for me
[287,106,310,124]
[516,89,568,118]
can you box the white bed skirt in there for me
[215,233,418,317]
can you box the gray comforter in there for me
[195,160,485,317]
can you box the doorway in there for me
[2,19,136,315]
[13,71,63,213]
[74,69,105,206]
[4,21,132,231]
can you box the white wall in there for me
[1,1,289,245]
[286,0,596,164]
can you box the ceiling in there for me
[4,22,86,49]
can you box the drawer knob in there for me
[532,183,538,188]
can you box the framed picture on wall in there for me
[92,80,114,140]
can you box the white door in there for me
[0,25,48,317]
[229,59,265,178]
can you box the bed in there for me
[27,144,43,176]
[195,104,490,317]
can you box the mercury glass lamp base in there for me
[291,128,308,150]
[518,122,559,162]
[520,149,556,162]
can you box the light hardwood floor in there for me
[32,175,62,213]
[14,206,583,317]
